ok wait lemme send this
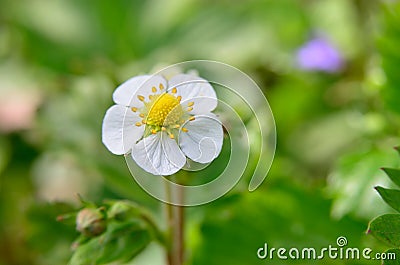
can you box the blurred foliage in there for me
[0,0,400,264]
[327,147,400,219]
[192,181,372,265]
[377,3,400,114]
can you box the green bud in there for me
[76,208,106,237]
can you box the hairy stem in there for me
[165,182,174,265]
[176,184,185,265]
[165,176,185,265]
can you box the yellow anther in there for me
[151,129,157,134]
[171,87,177,94]
[139,113,145,118]
[138,95,145,101]
[189,116,195,121]
[135,122,142,127]
[161,127,166,131]
[159,83,164,90]
[177,96,182,102]
[175,124,180,128]
[187,102,194,107]
[131,107,138,112]
[142,119,146,124]
[182,128,188,132]
[169,134,175,139]
[152,86,157,93]
[187,107,193,112]
[149,95,154,100]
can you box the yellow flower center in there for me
[146,93,183,127]
[132,83,195,139]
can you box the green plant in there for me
[368,147,400,265]
[58,198,164,265]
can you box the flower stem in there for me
[176,184,185,265]
[165,176,185,265]
[165,182,174,265]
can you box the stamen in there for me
[169,133,175,139]
[138,95,145,101]
[159,83,164,90]
[145,93,183,127]
[189,116,195,121]
[182,128,188,132]
[171,87,177,94]
[149,95,154,100]
[187,107,193,112]
[177,96,182,102]
[175,124,180,128]
[151,129,157,134]
[188,102,194,107]
[161,127,166,131]
[131,107,138,112]
[139,113,145,118]
[142,119,146,124]
[152,86,157,93]
[135,122,142,127]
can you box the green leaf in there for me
[368,214,400,248]
[327,148,399,219]
[382,168,400,188]
[383,248,400,265]
[375,186,400,212]
[69,220,151,265]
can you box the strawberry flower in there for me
[102,73,223,175]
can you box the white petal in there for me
[168,74,217,114]
[102,105,144,155]
[131,132,186,176]
[178,114,223,163]
[113,75,167,107]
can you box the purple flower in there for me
[296,37,344,73]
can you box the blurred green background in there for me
[1,0,400,264]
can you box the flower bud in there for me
[76,208,106,237]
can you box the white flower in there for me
[102,73,224,176]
